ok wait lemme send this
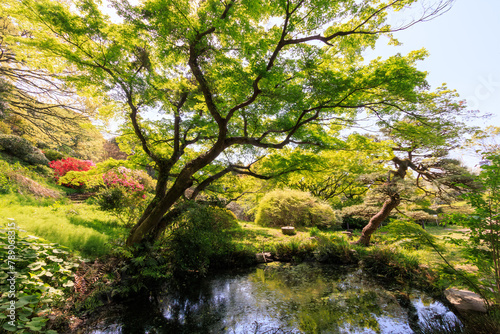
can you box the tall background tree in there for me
[0,13,105,159]
[354,86,479,245]
[8,0,455,245]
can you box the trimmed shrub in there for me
[314,234,358,265]
[0,134,49,165]
[361,246,423,284]
[255,189,340,228]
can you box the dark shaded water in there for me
[89,263,459,333]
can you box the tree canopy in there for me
[0,14,105,159]
[354,86,479,245]
[5,0,458,245]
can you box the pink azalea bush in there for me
[96,166,155,225]
[101,167,151,199]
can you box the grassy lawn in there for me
[0,194,127,257]
[1,189,474,274]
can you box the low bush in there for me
[93,167,156,225]
[314,234,358,265]
[270,238,316,263]
[361,246,427,286]
[402,210,436,226]
[255,189,340,229]
[0,134,49,166]
[165,201,241,276]
[49,158,95,187]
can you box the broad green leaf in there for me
[2,322,17,332]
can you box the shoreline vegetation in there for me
[0,191,498,333]
[1,151,499,333]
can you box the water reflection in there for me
[90,263,459,334]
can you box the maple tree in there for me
[8,0,454,245]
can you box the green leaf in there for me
[2,322,17,332]
[25,324,43,331]
[19,315,30,322]
[63,280,74,288]
[19,307,33,317]
[27,262,46,271]
[47,256,63,263]
[17,295,39,305]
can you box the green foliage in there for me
[0,134,49,166]
[165,201,241,276]
[0,220,83,333]
[42,149,65,162]
[0,172,10,194]
[445,154,500,306]
[362,246,424,286]
[263,136,391,209]
[90,165,156,225]
[269,238,317,263]
[255,189,340,229]
[94,187,148,226]
[314,233,359,265]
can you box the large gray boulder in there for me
[444,289,487,314]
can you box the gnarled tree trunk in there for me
[354,156,410,246]
[354,194,401,246]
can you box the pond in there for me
[88,262,459,334]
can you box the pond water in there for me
[89,263,459,334]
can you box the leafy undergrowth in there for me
[374,222,480,289]
[0,221,84,333]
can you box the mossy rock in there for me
[281,226,296,235]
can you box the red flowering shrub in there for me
[49,157,95,187]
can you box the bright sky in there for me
[368,0,500,125]
[363,0,500,167]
